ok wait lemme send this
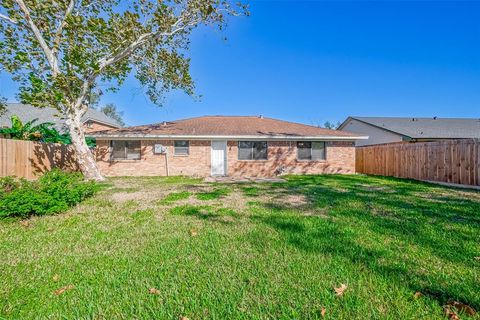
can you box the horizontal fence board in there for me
[356,139,480,186]
[0,138,78,179]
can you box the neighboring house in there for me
[88,116,367,177]
[338,116,480,146]
[0,103,122,133]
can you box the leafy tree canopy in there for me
[0,0,246,110]
[0,0,246,179]
[323,121,341,130]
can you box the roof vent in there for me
[258,115,264,119]
[433,116,437,120]
[412,118,416,122]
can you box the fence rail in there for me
[356,139,480,186]
[0,138,78,179]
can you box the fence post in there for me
[355,140,480,186]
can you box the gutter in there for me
[87,134,369,141]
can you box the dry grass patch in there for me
[2,174,479,319]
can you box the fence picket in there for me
[356,139,480,186]
[0,138,79,179]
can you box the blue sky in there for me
[1,0,479,126]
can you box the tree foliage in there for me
[0,115,95,146]
[323,121,341,130]
[0,97,6,115]
[0,0,247,179]
[0,0,247,110]
[99,103,125,126]
[0,115,57,141]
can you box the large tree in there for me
[0,0,246,180]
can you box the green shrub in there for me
[0,176,22,193]
[0,169,98,218]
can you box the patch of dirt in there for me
[220,190,250,211]
[262,193,309,208]
[109,191,166,204]
[435,189,480,201]
[185,184,215,193]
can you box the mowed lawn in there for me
[1,175,479,319]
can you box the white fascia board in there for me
[88,134,369,141]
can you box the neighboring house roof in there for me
[339,116,480,139]
[89,115,367,140]
[0,103,122,132]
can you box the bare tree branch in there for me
[72,16,195,116]
[96,16,190,71]
[14,0,59,75]
[0,13,18,24]
[52,0,75,56]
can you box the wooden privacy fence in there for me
[356,139,480,186]
[0,138,78,179]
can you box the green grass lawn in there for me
[1,175,479,319]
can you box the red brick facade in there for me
[95,140,355,177]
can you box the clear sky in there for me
[1,0,479,126]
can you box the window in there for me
[238,141,268,160]
[174,140,189,155]
[111,140,141,160]
[297,141,326,160]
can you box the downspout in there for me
[165,148,169,176]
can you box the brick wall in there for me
[95,140,355,177]
[227,141,355,177]
[95,140,211,177]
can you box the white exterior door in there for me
[211,140,227,176]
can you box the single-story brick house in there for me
[88,116,367,177]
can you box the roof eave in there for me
[337,116,354,130]
[339,116,413,139]
[87,134,369,141]
[82,117,121,128]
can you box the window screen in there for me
[297,141,312,160]
[312,142,326,160]
[174,140,189,155]
[297,141,326,160]
[238,141,268,160]
[111,140,141,160]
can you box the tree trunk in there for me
[66,109,105,181]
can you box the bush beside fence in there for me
[356,139,480,186]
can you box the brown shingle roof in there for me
[89,116,365,139]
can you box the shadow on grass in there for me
[249,174,480,310]
[169,205,237,224]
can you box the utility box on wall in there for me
[154,144,168,154]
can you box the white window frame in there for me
[110,140,141,160]
[174,140,189,156]
[238,141,268,160]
